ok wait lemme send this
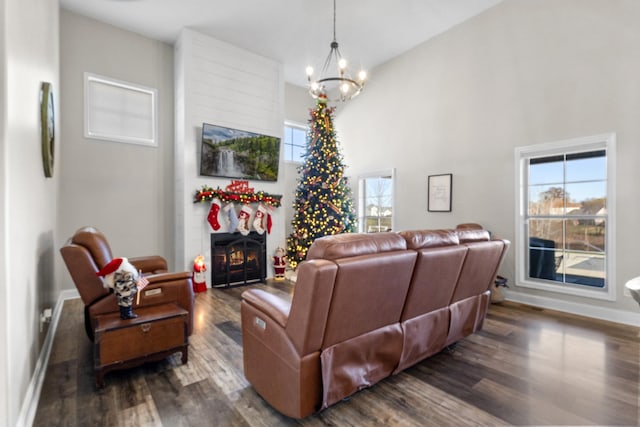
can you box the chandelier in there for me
[306,0,367,102]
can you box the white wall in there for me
[1,0,60,424]
[282,83,316,237]
[174,29,285,281]
[0,0,7,422]
[58,11,175,275]
[335,0,640,323]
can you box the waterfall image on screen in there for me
[200,123,280,182]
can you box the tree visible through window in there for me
[359,173,393,233]
[516,133,615,300]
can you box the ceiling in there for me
[59,0,504,87]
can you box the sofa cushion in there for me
[456,228,491,243]
[320,251,417,349]
[306,232,406,260]
[401,245,467,320]
[398,229,459,250]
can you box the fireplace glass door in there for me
[211,232,266,287]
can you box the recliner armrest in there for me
[145,271,191,284]
[129,255,168,274]
[242,289,291,328]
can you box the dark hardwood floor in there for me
[34,281,639,426]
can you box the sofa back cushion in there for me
[397,230,465,319]
[320,250,417,349]
[456,228,491,244]
[402,245,468,320]
[285,259,338,356]
[451,239,506,303]
[398,229,460,250]
[60,227,114,305]
[306,232,415,349]
[307,232,406,260]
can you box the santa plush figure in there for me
[272,247,287,281]
[96,257,142,319]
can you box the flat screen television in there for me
[200,123,280,182]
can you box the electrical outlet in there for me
[40,308,52,332]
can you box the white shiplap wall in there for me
[174,29,285,284]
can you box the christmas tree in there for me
[287,98,357,269]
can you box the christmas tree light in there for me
[287,98,356,269]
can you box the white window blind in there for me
[84,73,158,147]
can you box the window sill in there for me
[516,278,615,301]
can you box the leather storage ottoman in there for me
[93,303,189,387]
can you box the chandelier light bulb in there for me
[311,81,320,91]
[358,70,367,82]
[306,66,314,77]
[340,82,350,94]
[338,58,347,70]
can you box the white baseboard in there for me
[504,289,640,327]
[16,289,79,427]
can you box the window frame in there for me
[357,169,395,233]
[283,121,308,164]
[84,72,158,147]
[514,133,616,301]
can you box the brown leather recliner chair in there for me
[60,226,194,340]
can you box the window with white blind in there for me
[84,73,158,147]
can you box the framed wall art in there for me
[40,82,55,177]
[427,173,452,212]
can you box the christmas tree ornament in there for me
[207,198,222,231]
[237,204,253,236]
[224,203,239,232]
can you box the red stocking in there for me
[207,198,222,231]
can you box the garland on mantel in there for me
[194,181,282,207]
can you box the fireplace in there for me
[210,232,266,288]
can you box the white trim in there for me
[16,290,79,427]
[84,72,158,147]
[357,169,396,233]
[503,289,640,327]
[283,120,306,130]
[514,133,616,301]
[283,121,307,164]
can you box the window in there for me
[515,133,616,300]
[358,170,394,233]
[84,72,158,147]
[283,122,307,162]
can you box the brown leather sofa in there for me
[241,227,509,418]
[60,226,195,340]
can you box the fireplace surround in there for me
[210,232,266,287]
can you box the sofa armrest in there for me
[129,255,168,274]
[146,271,191,284]
[242,289,291,328]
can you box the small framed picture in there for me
[428,174,452,212]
